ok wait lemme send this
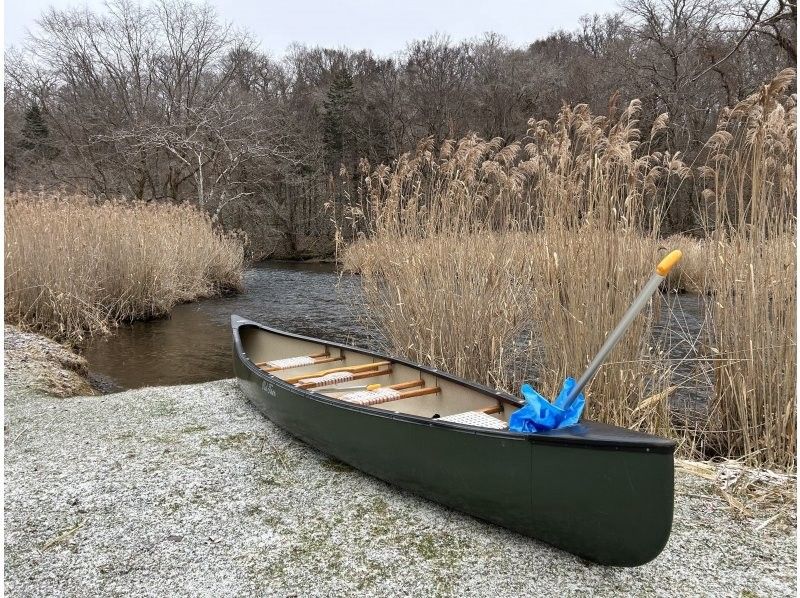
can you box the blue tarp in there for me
[509,377,585,433]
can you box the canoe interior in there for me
[239,324,520,426]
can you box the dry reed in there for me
[341,70,797,469]
[341,101,687,434]
[520,101,688,434]
[662,235,711,294]
[5,192,244,342]
[699,69,797,470]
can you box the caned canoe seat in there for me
[337,384,440,406]
[295,367,393,389]
[339,387,403,405]
[299,371,357,387]
[439,411,508,430]
[289,361,394,389]
[257,352,342,371]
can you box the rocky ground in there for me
[3,328,797,597]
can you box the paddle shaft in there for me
[562,250,682,410]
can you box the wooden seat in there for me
[284,361,390,384]
[295,367,393,390]
[337,381,439,406]
[257,351,343,372]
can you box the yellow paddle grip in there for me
[656,249,683,276]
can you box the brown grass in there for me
[662,235,711,294]
[5,192,244,342]
[340,100,687,434]
[340,70,797,469]
[699,69,797,470]
[345,232,538,390]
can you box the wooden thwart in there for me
[395,386,440,400]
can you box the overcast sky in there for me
[5,0,620,55]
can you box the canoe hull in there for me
[232,316,674,566]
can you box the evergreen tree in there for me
[20,103,55,160]
[322,70,355,171]
[22,104,49,143]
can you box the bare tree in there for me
[5,0,795,253]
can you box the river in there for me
[83,261,710,402]
[83,262,380,391]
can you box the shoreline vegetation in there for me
[2,72,795,474]
[4,193,245,343]
[338,70,797,471]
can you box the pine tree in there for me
[322,70,355,171]
[22,104,49,142]
[20,103,55,160]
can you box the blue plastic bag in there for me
[509,377,585,433]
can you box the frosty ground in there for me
[4,328,796,597]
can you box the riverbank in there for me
[4,330,796,596]
[4,325,95,397]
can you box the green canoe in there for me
[231,315,675,566]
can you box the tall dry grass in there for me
[341,100,688,434]
[699,69,797,469]
[662,235,711,294]
[341,70,797,469]
[5,192,244,342]
[345,232,538,389]
[520,101,689,433]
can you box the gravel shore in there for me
[4,334,796,597]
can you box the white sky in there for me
[5,0,621,55]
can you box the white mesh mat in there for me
[439,411,508,429]
[339,388,402,406]
[266,356,316,369]
[299,372,353,387]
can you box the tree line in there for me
[4,0,796,257]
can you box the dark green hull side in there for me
[232,316,674,566]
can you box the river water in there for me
[83,261,710,400]
[83,262,379,391]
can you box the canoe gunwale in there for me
[231,315,676,454]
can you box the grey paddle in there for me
[561,250,683,409]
